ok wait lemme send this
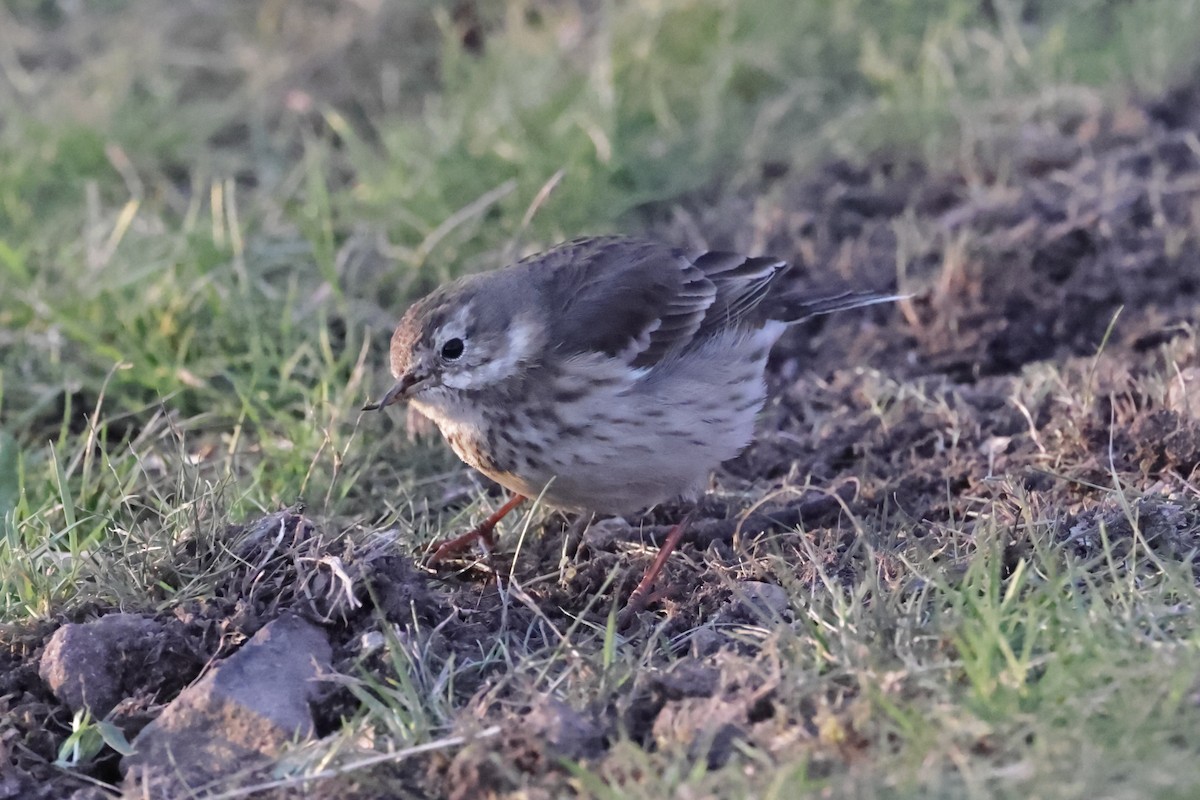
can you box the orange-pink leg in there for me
[427,494,526,566]
[621,514,691,622]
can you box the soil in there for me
[4,74,1200,799]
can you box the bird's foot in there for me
[618,514,691,626]
[426,493,526,567]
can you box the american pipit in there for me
[369,235,903,616]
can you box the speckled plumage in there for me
[376,235,901,514]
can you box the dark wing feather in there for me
[765,289,908,322]
[536,237,788,369]
[688,250,787,334]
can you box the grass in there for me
[2,0,1200,797]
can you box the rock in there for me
[122,614,332,796]
[581,517,632,550]
[39,614,172,716]
[680,625,723,657]
[728,581,791,620]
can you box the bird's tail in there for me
[770,290,908,323]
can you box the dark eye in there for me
[440,338,465,360]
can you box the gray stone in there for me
[122,614,332,796]
[731,580,791,619]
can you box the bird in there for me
[367,235,904,618]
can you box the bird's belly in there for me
[437,419,662,513]
[496,360,768,513]
[418,330,773,514]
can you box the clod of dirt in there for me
[1062,496,1200,565]
[122,613,332,796]
[652,700,746,770]
[619,659,721,750]
[655,659,721,701]
[38,613,200,717]
[0,742,25,799]
[432,700,607,800]
[521,699,608,761]
[1129,411,1200,476]
[627,655,778,770]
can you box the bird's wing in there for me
[689,249,788,332]
[536,237,787,369]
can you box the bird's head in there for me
[367,277,545,411]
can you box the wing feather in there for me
[535,237,789,368]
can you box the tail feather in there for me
[770,290,908,323]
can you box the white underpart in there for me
[495,321,788,514]
[757,320,787,347]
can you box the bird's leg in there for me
[428,493,526,566]
[620,511,693,623]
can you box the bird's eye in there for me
[440,338,465,360]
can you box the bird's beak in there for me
[363,372,423,412]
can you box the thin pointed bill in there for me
[362,373,422,412]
